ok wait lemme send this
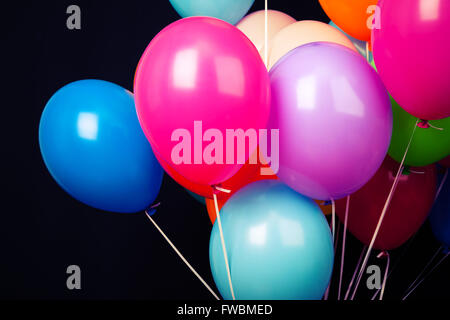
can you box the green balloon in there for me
[388,100,450,167]
[370,60,450,167]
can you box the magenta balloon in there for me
[373,0,450,120]
[134,17,270,187]
[268,42,392,200]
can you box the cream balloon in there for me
[237,10,296,63]
[268,20,357,69]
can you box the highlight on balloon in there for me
[34,0,449,302]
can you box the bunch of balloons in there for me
[39,0,449,300]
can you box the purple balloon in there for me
[268,42,392,200]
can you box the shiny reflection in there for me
[279,218,304,246]
[296,75,316,110]
[248,223,267,245]
[331,77,365,117]
[173,49,198,89]
[420,0,440,21]
[77,112,98,140]
[214,56,245,97]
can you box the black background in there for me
[3,0,448,300]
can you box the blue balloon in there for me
[39,80,163,213]
[429,170,450,249]
[169,0,255,25]
[209,180,334,300]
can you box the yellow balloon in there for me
[237,10,296,64]
[268,20,357,69]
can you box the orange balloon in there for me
[268,20,357,69]
[237,10,296,62]
[319,0,378,42]
[315,200,332,216]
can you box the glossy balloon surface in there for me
[373,0,450,120]
[210,180,334,300]
[268,42,392,200]
[336,157,436,250]
[39,80,163,213]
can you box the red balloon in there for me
[336,156,436,250]
[439,156,450,168]
[155,150,273,199]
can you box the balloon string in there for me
[144,209,220,300]
[366,41,369,62]
[372,168,448,299]
[214,186,231,193]
[402,249,449,300]
[344,245,367,300]
[401,245,442,299]
[264,0,268,68]
[324,198,337,300]
[371,231,419,300]
[331,199,336,244]
[418,120,443,130]
[338,195,350,300]
[350,119,419,300]
[213,190,235,300]
[374,251,390,300]
[435,168,448,201]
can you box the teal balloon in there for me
[209,180,334,300]
[186,189,206,205]
[39,80,163,213]
[169,0,255,25]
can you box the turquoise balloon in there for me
[329,21,370,59]
[209,180,334,300]
[169,0,255,25]
[39,80,163,213]
[185,189,206,205]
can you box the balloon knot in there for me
[377,251,389,258]
[212,184,231,194]
[145,202,161,216]
[417,120,430,129]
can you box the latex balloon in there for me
[206,196,331,224]
[440,156,450,168]
[373,0,450,120]
[155,149,273,200]
[169,0,254,25]
[336,156,437,250]
[388,98,450,167]
[209,180,334,300]
[39,80,163,213]
[370,60,450,166]
[319,0,378,41]
[205,172,278,224]
[329,21,369,59]
[268,42,392,200]
[429,170,450,249]
[237,10,296,61]
[268,20,357,69]
[135,17,270,188]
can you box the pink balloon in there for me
[373,0,450,120]
[134,17,270,187]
